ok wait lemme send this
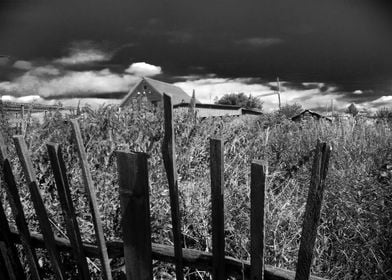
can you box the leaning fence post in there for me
[13,136,66,280]
[70,120,112,280]
[250,160,266,280]
[161,93,184,280]
[295,141,331,280]
[2,159,41,280]
[116,151,153,280]
[0,136,25,280]
[46,143,90,280]
[210,138,225,280]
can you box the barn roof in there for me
[121,77,199,106]
[291,109,332,122]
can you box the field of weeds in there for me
[1,102,391,279]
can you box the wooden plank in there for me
[13,136,66,280]
[0,199,25,280]
[295,141,331,280]
[70,120,112,280]
[161,93,184,280]
[10,229,328,280]
[46,143,90,280]
[2,159,41,280]
[210,138,225,280]
[250,161,266,280]
[116,151,153,280]
[0,242,11,280]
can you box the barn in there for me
[120,77,197,107]
[120,77,262,118]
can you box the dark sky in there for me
[0,0,392,110]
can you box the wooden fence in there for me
[0,93,331,280]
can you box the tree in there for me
[215,92,263,110]
[346,103,359,117]
[278,103,303,119]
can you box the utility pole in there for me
[277,77,281,110]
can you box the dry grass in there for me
[1,104,391,279]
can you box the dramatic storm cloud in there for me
[0,0,391,110]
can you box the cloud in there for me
[13,60,33,70]
[0,68,139,99]
[2,95,42,103]
[54,41,111,65]
[353,89,363,95]
[235,37,283,48]
[125,62,162,77]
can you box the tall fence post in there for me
[295,141,331,280]
[161,93,184,280]
[116,151,153,280]
[70,120,112,280]
[47,143,90,280]
[13,136,66,280]
[250,161,266,280]
[0,135,25,280]
[210,138,225,280]
[2,159,41,280]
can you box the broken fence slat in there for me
[250,161,266,280]
[13,136,66,280]
[295,141,331,280]
[161,93,184,280]
[47,143,90,280]
[116,151,153,280]
[70,120,112,280]
[210,138,225,280]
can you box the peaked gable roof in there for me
[121,77,197,106]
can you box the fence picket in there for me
[295,141,331,280]
[0,137,25,280]
[210,138,225,280]
[250,161,266,280]
[0,241,12,280]
[47,143,90,280]
[116,151,153,280]
[70,120,112,280]
[0,199,25,280]
[13,136,66,280]
[161,93,184,280]
[2,159,41,280]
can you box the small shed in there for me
[292,109,332,122]
[120,77,196,107]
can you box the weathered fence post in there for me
[0,135,25,280]
[250,161,266,280]
[295,141,331,280]
[70,120,112,280]
[116,151,153,280]
[47,143,90,280]
[0,200,25,280]
[2,159,41,280]
[13,136,66,280]
[161,93,184,280]
[210,138,225,280]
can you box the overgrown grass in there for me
[1,103,391,279]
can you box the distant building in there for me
[292,109,332,123]
[120,77,263,118]
[120,77,197,107]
